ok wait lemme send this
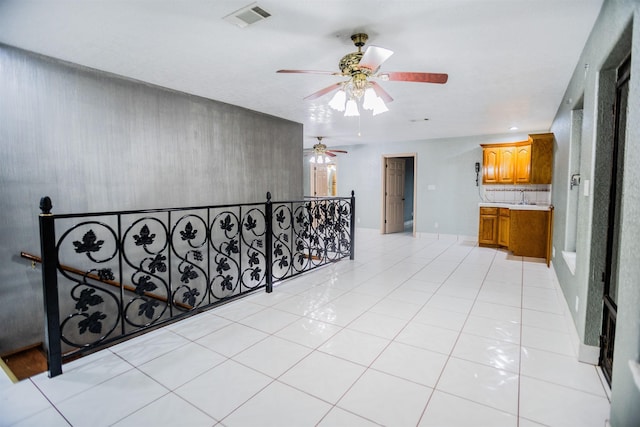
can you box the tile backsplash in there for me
[481,184,551,205]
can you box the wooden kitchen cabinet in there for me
[479,205,553,266]
[497,208,510,247]
[529,133,554,184]
[481,133,553,185]
[478,207,498,245]
[479,207,510,248]
[515,144,531,183]
[509,207,554,266]
[482,146,515,184]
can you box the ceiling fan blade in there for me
[303,83,343,101]
[325,152,337,157]
[369,81,394,103]
[359,46,394,72]
[326,149,348,154]
[277,69,340,75]
[378,72,448,84]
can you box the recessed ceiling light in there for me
[509,126,519,131]
[410,118,429,122]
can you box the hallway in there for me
[0,229,610,426]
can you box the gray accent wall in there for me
[550,2,640,426]
[0,45,302,354]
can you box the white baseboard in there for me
[578,344,600,364]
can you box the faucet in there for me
[520,190,526,205]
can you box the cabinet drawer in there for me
[499,208,510,217]
[480,207,498,215]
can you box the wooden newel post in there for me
[39,196,63,377]
[265,192,273,293]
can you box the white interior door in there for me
[310,164,329,196]
[385,158,405,233]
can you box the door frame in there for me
[380,153,417,235]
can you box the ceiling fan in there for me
[305,137,347,163]
[277,33,448,115]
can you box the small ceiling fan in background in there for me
[305,137,348,163]
[278,33,448,116]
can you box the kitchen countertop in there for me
[478,202,552,211]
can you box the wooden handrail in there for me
[21,252,192,310]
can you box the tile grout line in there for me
[415,243,503,426]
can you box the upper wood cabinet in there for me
[483,146,515,184]
[515,144,531,183]
[481,133,553,185]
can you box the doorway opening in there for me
[310,163,337,197]
[381,154,416,235]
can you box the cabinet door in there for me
[498,147,516,183]
[479,214,498,245]
[530,134,554,184]
[498,213,510,247]
[515,144,532,183]
[483,148,500,184]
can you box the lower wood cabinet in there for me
[497,208,510,247]
[509,208,553,265]
[478,207,498,245]
[479,206,553,266]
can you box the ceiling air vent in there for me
[223,2,271,28]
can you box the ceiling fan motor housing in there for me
[338,33,374,77]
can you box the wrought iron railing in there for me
[37,192,355,377]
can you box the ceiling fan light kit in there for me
[278,32,448,118]
[306,137,348,163]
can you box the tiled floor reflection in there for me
[0,229,610,426]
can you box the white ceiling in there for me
[0,0,603,149]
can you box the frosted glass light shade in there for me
[372,97,389,115]
[362,88,377,110]
[328,90,346,111]
[344,99,360,117]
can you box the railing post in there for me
[350,190,356,260]
[39,197,63,377]
[265,192,273,293]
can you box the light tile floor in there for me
[0,229,611,426]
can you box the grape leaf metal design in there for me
[245,215,257,231]
[221,275,234,291]
[216,257,230,274]
[276,210,286,224]
[73,230,104,254]
[248,251,260,267]
[133,224,155,247]
[182,288,200,306]
[180,265,198,283]
[75,288,103,312]
[180,222,197,241]
[135,275,157,296]
[224,239,239,256]
[274,243,283,257]
[138,298,159,319]
[278,257,289,268]
[78,312,107,334]
[148,254,167,273]
[97,268,114,281]
[250,268,262,282]
[220,215,234,232]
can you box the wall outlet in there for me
[552,246,556,258]
[357,217,360,223]
[428,184,436,190]
[434,222,439,229]
[575,296,579,312]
